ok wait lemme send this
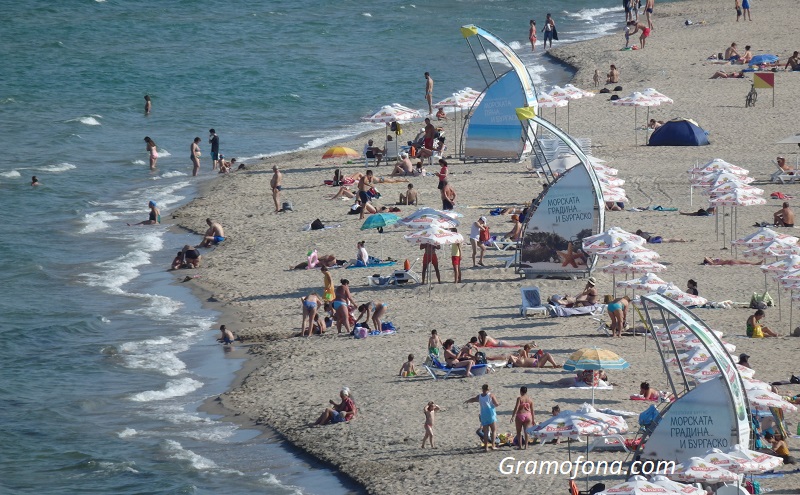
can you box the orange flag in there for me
[753,72,775,89]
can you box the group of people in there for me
[528,14,557,52]
[300,277,389,337]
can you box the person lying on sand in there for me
[635,229,688,243]
[703,257,764,265]
[679,207,715,216]
[539,370,609,387]
[554,278,598,307]
[711,70,745,79]
[290,254,344,270]
[328,185,355,200]
[477,330,529,348]
[506,344,560,368]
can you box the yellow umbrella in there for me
[322,146,359,160]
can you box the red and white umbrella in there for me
[648,475,705,495]
[706,182,763,197]
[612,92,660,145]
[737,364,756,378]
[598,476,671,495]
[602,185,629,203]
[641,88,674,104]
[761,255,800,274]
[602,257,667,275]
[615,273,667,291]
[362,103,421,123]
[656,284,708,306]
[701,448,761,474]
[744,239,800,258]
[597,241,659,261]
[549,85,585,101]
[726,445,784,472]
[403,227,463,246]
[672,336,736,353]
[708,189,766,207]
[398,216,458,230]
[666,457,741,483]
[690,158,748,176]
[564,83,595,98]
[593,163,619,176]
[741,377,773,392]
[596,173,626,188]
[583,228,646,254]
[537,92,568,108]
[693,171,754,188]
[669,347,712,366]
[529,403,628,440]
[733,227,798,247]
[399,207,460,225]
[746,389,798,413]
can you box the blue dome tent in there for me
[648,119,709,146]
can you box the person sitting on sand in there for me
[477,330,525,348]
[606,64,620,84]
[647,119,664,130]
[764,432,796,464]
[686,279,699,295]
[218,324,236,344]
[390,152,414,177]
[774,202,795,227]
[785,51,800,71]
[605,201,623,211]
[443,339,474,376]
[398,183,419,205]
[747,309,779,338]
[314,387,357,426]
[711,70,745,79]
[356,301,387,330]
[329,185,355,200]
[635,229,688,243]
[199,218,224,247]
[181,244,201,268]
[637,381,660,400]
[679,207,715,216]
[507,344,560,368]
[129,200,160,226]
[741,45,753,64]
[703,257,764,265]
[724,42,741,62]
[170,251,185,270]
[458,338,479,363]
[399,354,416,377]
[435,107,448,121]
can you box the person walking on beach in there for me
[424,72,434,115]
[735,0,742,22]
[357,170,374,220]
[470,216,488,267]
[199,218,225,247]
[209,129,220,171]
[421,401,441,448]
[144,95,151,115]
[144,136,158,170]
[741,0,751,21]
[451,230,462,283]
[191,137,201,176]
[465,384,499,452]
[542,14,556,49]
[528,20,537,52]
[271,165,283,212]
[645,0,655,30]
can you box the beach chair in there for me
[492,239,518,251]
[390,257,421,284]
[422,353,487,380]
[770,160,798,184]
[520,287,549,318]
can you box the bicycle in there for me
[745,83,758,107]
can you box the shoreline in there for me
[174,0,800,493]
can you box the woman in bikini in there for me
[333,279,356,334]
[301,293,323,337]
[507,344,560,368]
[356,301,387,331]
[607,296,630,337]
[190,137,201,176]
[144,136,158,170]
[129,200,160,226]
[511,386,535,450]
[442,339,473,376]
[477,330,524,348]
[528,20,537,52]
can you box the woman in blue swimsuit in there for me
[607,296,630,337]
[333,279,356,334]
[301,293,323,337]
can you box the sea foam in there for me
[39,162,77,173]
[129,378,203,402]
[162,440,218,470]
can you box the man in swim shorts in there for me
[645,0,654,30]
[628,21,650,49]
[424,72,434,115]
[271,164,283,212]
[422,118,436,151]
[218,325,236,344]
[357,170,374,220]
[774,202,795,227]
[200,218,225,247]
[209,129,220,171]
[420,243,441,284]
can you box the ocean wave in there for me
[157,149,172,157]
[80,249,151,293]
[0,97,16,104]
[96,461,139,474]
[176,424,238,442]
[564,7,619,22]
[132,159,146,165]
[67,116,102,126]
[119,336,187,376]
[260,473,303,494]
[39,162,77,172]
[162,440,217,470]
[122,293,183,319]
[0,170,21,178]
[159,171,187,178]
[129,377,203,402]
[362,12,372,17]
[79,210,118,234]
[117,428,137,438]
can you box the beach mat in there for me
[346,261,397,269]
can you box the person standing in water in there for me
[209,129,220,171]
[144,95,151,115]
[424,72,434,115]
[542,14,556,49]
[528,20,537,51]
[144,136,158,170]
[190,137,201,176]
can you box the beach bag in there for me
[281,201,293,212]
[479,226,490,242]
[750,292,774,309]
[752,326,764,339]
[638,405,660,427]
[353,324,368,339]
[310,218,325,230]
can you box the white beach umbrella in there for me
[741,377,773,392]
[689,158,749,176]
[403,227,463,246]
[596,241,660,261]
[665,457,741,483]
[669,347,712,367]
[746,389,798,413]
[564,83,595,98]
[701,448,761,474]
[602,185,629,203]
[399,207,460,225]
[708,189,765,206]
[397,216,458,230]
[536,92,568,126]
[615,273,667,292]
[693,170,754,187]
[548,85,586,133]
[726,445,784,472]
[361,103,422,123]
[598,476,671,495]
[734,227,799,247]
[529,403,628,440]
[582,228,646,254]
[656,284,708,307]
[705,182,763,197]
[596,173,626,188]
[743,239,800,258]
[611,92,660,145]
[601,257,667,274]
[593,163,619,176]
[672,336,736,353]
[641,88,674,104]
[648,475,705,495]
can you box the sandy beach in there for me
[173,0,800,492]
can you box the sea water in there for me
[0,1,640,493]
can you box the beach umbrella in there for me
[648,475,705,495]
[705,182,763,197]
[689,158,749,176]
[398,216,458,230]
[672,336,736,353]
[399,207,460,227]
[741,377,773,392]
[403,227,463,246]
[564,348,630,405]
[598,476,672,495]
[656,284,707,307]
[433,88,482,157]
[759,255,800,315]
[596,241,660,261]
[564,84,595,98]
[615,273,667,292]
[641,88,674,104]
[744,239,800,258]
[361,103,422,123]
[693,170,754,187]
[726,445,784,472]
[536,92,568,126]
[737,364,756,378]
[746,389,798,413]
[596,173,626,188]
[360,213,399,231]
[601,185,629,203]
[548,85,586,133]
[665,457,741,484]
[708,189,765,207]
[529,404,629,441]
[611,92,660,146]
[593,163,619,176]
[700,449,761,475]
[321,146,360,160]
[734,227,799,248]
[749,54,779,66]
[668,347,711,367]
[583,228,646,254]
[601,257,667,274]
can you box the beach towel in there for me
[550,304,604,317]
[476,343,522,348]
[345,261,396,269]
[569,385,613,390]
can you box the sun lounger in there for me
[520,287,549,318]
[423,354,487,380]
[771,160,798,184]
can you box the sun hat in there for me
[739,353,750,361]
[479,216,487,223]
[587,277,597,286]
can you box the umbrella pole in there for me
[567,102,570,134]
[715,205,719,241]
[646,107,650,145]
[634,107,638,146]
[721,206,727,250]
[632,289,636,337]
[778,281,782,321]
[790,289,793,335]
[612,273,617,298]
